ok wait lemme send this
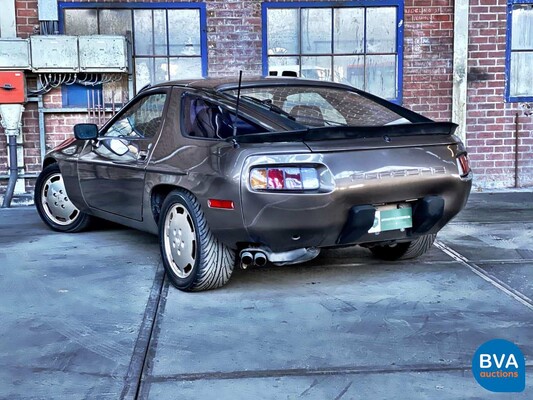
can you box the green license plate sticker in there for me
[368,207,412,233]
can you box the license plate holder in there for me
[368,204,412,233]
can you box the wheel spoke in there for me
[163,204,197,279]
[41,173,81,226]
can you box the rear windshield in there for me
[224,86,409,128]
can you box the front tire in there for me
[34,163,92,232]
[369,234,436,261]
[159,190,235,291]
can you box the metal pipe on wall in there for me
[38,95,46,163]
[514,112,520,188]
[2,134,18,207]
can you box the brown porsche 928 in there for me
[35,78,472,291]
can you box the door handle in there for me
[137,150,148,161]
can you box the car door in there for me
[77,89,169,221]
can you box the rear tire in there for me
[369,234,436,261]
[159,189,235,291]
[34,163,92,233]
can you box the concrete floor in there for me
[0,192,531,399]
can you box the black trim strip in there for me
[230,122,458,144]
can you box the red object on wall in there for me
[0,71,26,104]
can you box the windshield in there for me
[224,86,408,128]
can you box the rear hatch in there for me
[238,122,472,251]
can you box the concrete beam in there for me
[0,0,17,37]
[452,0,470,142]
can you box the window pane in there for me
[99,9,132,36]
[155,58,169,83]
[301,8,332,54]
[153,10,167,56]
[169,57,203,80]
[267,9,299,54]
[365,55,396,98]
[168,9,201,56]
[183,97,264,139]
[301,56,331,80]
[512,5,533,50]
[134,10,153,55]
[510,51,533,97]
[133,93,167,138]
[268,56,300,76]
[135,58,153,92]
[64,9,98,35]
[226,86,403,126]
[366,7,396,53]
[104,93,167,139]
[334,8,364,54]
[284,92,346,127]
[333,56,364,89]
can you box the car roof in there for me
[149,76,356,93]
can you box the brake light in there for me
[457,153,471,177]
[250,167,319,191]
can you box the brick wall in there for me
[15,0,39,38]
[403,1,454,121]
[466,0,532,188]
[207,0,262,76]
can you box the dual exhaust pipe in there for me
[240,250,267,269]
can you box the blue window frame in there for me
[58,2,208,107]
[262,1,404,104]
[506,0,533,102]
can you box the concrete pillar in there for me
[0,0,17,37]
[452,0,470,142]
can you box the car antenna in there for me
[232,70,243,137]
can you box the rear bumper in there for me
[241,183,470,252]
[337,195,446,245]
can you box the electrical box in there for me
[0,39,30,70]
[0,71,26,104]
[30,35,78,72]
[79,36,128,73]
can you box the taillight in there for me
[250,167,319,191]
[457,153,471,177]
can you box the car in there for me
[34,77,472,292]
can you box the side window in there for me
[182,96,265,139]
[103,93,167,139]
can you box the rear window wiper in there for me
[241,95,296,120]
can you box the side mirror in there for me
[74,123,99,140]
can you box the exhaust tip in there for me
[240,251,254,269]
[254,252,267,267]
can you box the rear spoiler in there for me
[230,122,459,144]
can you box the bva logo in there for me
[472,339,525,392]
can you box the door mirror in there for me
[74,123,99,140]
[102,138,130,156]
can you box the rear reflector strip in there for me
[208,199,235,210]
